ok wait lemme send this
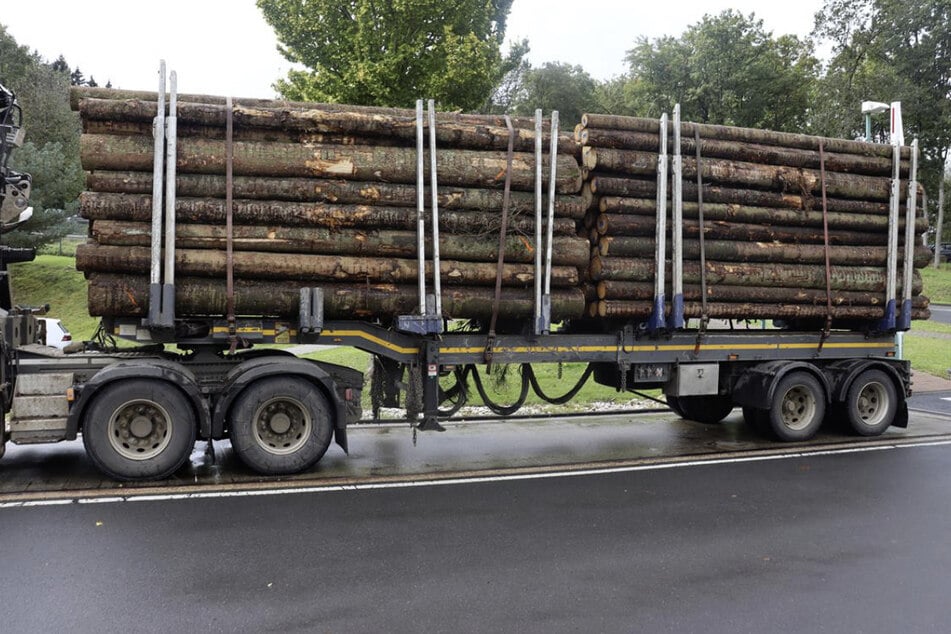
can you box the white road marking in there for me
[4,439,951,510]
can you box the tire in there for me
[677,395,734,424]
[767,371,826,442]
[229,377,334,475]
[82,380,197,481]
[843,369,898,436]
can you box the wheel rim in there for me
[252,396,311,455]
[779,385,817,431]
[107,399,173,461]
[855,381,889,427]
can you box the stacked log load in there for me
[72,88,589,322]
[577,113,931,322]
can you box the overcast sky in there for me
[3,0,825,99]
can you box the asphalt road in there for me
[929,303,951,325]
[4,441,951,633]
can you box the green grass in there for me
[921,263,951,304]
[9,254,100,340]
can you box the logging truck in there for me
[0,71,924,481]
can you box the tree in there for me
[813,0,951,210]
[256,0,525,110]
[0,25,85,249]
[510,62,598,128]
[623,11,819,132]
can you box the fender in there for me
[825,358,909,429]
[211,356,353,453]
[731,361,832,410]
[66,358,210,440]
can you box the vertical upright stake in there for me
[415,99,426,316]
[649,113,669,331]
[427,100,442,327]
[534,109,544,335]
[146,61,166,326]
[158,70,178,327]
[541,111,559,334]
[879,139,901,331]
[898,139,918,331]
[669,105,684,329]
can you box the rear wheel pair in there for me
[741,369,897,441]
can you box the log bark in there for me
[78,98,578,153]
[580,132,905,177]
[598,196,928,233]
[595,300,928,321]
[594,214,908,246]
[582,147,898,201]
[597,236,933,267]
[589,255,923,293]
[596,280,930,307]
[71,87,551,130]
[80,192,579,235]
[580,113,910,160]
[76,244,581,287]
[81,173,588,218]
[590,177,903,214]
[85,274,586,320]
[89,220,591,266]
[80,134,583,194]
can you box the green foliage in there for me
[510,62,598,128]
[921,264,951,304]
[813,0,951,218]
[9,255,99,340]
[0,24,85,249]
[622,11,818,131]
[257,0,524,110]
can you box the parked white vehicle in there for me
[39,318,72,349]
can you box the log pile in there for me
[577,113,931,323]
[73,88,588,322]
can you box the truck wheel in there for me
[82,380,197,481]
[229,377,334,475]
[666,395,686,418]
[767,372,826,442]
[844,369,897,436]
[677,395,734,424]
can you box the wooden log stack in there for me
[577,113,931,323]
[73,88,589,323]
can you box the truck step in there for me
[15,372,74,396]
[8,417,69,444]
[11,394,69,419]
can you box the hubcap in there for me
[856,381,888,427]
[108,400,173,461]
[779,385,816,431]
[253,397,310,455]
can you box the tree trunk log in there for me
[78,97,578,153]
[597,236,933,267]
[580,131,905,177]
[81,172,588,218]
[85,274,586,320]
[597,196,928,233]
[89,220,591,265]
[580,114,909,160]
[76,244,580,287]
[582,147,899,201]
[595,300,928,321]
[80,192,580,236]
[589,255,923,293]
[81,134,583,194]
[596,280,930,307]
[595,214,910,246]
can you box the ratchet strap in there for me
[225,97,237,352]
[485,115,516,366]
[818,139,833,350]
